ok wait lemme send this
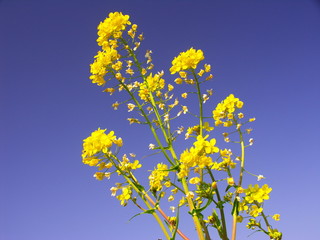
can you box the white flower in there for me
[170,206,176,213]
[186,191,195,199]
[149,143,155,150]
[110,187,118,196]
[127,103,136,112]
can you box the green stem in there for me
[231,130,245,240]
[206,166,228,240]
[259,208,272,233]
[108,155,171,240]
[192,70,204,135]
[118,39,205,240]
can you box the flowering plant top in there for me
[82,12,282,240]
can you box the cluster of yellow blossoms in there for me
[238,184,273,222]
[139,73,165,101]
[82,128,122,166]
[118,154,142,173]
[212,94,244,126]
[90,12,131,86]
[244,184,272,203]
[149,163,169,191]
[170,48,204,74]
[178,135,219,178]
[211,149,236,171]
[90,48,119,86]
[96,12,131,46]
[84,12,282,240]
[89,12,141,88]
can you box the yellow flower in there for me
[97,12,131,46]
[170,48,204,74]
[171,188,178,194]
[268,229,282,240]
[139,73,165,101]
[116,186,132,206]
[204,64,211,72]
[103,88,115,95]
[194,135,219,155]
[168,195,175,202]
[189,177,200,184]
[82,128,117,160]
[89,48,119,86]
[249,205,263,217]
[245,184,272,203]
[212,94,244,127]
[125,68,134,75]
[179,197,187,206]
[168,84,174,91]
[149,163,169,191]
[227,177,235,186]
[164,181,171,188]
[205,74,213,81]
[198,69,205,76]
[181,93,188,98]
[203,122,214,132]
[93,172,105,180]
[111,61,123,71]
[272,214,280,221]
[179,71,187,78]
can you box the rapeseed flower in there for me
[213,94,244,126]
[245,184,272,203]
[82,128,121,161]
[97,12,131,46]
[170,48,204,74]
[149,163,169,191]
[139,73,165,101]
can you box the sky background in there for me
[1,0,320,239]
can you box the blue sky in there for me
[1,0,320,239]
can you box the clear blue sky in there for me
[1,0,320,239]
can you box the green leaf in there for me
[231,198,239,216]
[225,185,233,192]
[129,208,156,221]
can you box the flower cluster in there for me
[89,12,140,87]
[97,12,131,46]
[149,163,169,191]
[82,128,122,166]
[90,48,119,86]
[213,94,244,126]
[244,184,272,203]
[211,149,236,171]
[139,73,165,101]
[170,48,204,74]
[118,154,142,173]
[83,12,282,240]
[178,135,219,178]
